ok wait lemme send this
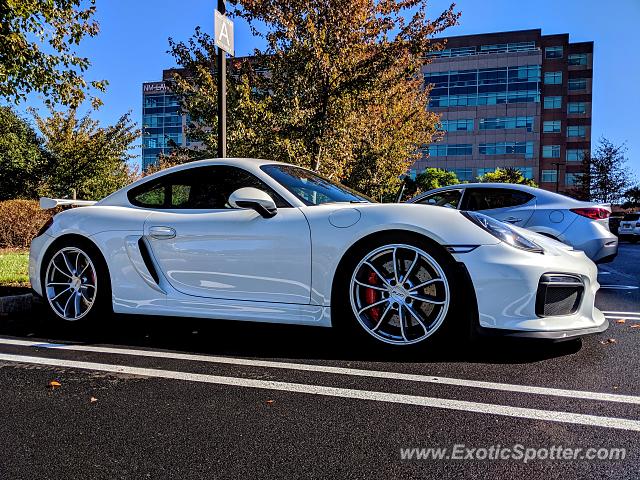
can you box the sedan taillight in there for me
[570,208,610,220]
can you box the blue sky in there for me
[18,0,640,177]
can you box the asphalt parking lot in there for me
[0,243,638,479]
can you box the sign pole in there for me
[216,0,227,158]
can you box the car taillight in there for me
[570,208,610,220]
[35,218,54,237]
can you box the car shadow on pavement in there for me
[0,305,583,365]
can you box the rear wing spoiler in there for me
[39,197,97,210]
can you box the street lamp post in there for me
[551,162,562,193]
[216,0,226,158]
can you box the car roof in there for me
[98,158,306,207]
[408,183,591,206]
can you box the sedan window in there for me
[415,190,462,209]
[128,166,289,209]
[463,188,534,211]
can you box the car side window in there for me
[415,190,462,209]
[463,188,534,211]
[128,166,290,209]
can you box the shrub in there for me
[0,199,53,249]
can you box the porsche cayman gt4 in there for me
[30,158,608,347]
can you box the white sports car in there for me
[30,158,608,347]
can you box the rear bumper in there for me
[573,236,618,264]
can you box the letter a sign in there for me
[214,10,234,56]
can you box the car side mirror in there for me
[229,187,278,218]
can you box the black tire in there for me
[40,237,112,327]
[332,232,475,352]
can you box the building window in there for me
[439,119,474,132]
[568,53,587,66]
[478,116,533,132]
[568,78,587,90]
[545,46,563,59]
[542,145,561,158]
[541,170,558,183]
[476,168,494,177]
[567,149,587,162]
[424,65,541,108]
[544,96,562,109]
[543,121,561,133]
[424,144,473,156]
[567,126,586,138]
[478,141,534,158]
[567,102,586,114]
[566,173,580,186]
[516,167,534,179]
[544,71,562,85]
[450,168,473,181]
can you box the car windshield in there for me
[261,164,374,206]
[623,213,640,221]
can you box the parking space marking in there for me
[1,337,640,405]
[602,311,640,316]
[600,285,639,290]
[0,352,639,432]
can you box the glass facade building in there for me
[419,29,593,193]
[141,73,188,170]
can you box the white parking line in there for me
[0,352,639,432]
[600,285,639,290]
[602,311,640,316]
[604,316,640,321]
[0,337,639,406]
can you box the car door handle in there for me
[149,226,176,239]
[503,216,522,223]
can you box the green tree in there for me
[477,167,538,187]
[0,106,47,200]
[32,107,139,200]
[168,0,459,198]
[623,186,640,208]
[166,31,274,162]
[588,137,635,204]
[0,0,106,107]
[414,168,459,193]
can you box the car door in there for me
[134,165,312,305]
[460,187,536,226]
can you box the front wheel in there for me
[334,235,471,349]
[42,242,111,324]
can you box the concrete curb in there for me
[0,294,34,316]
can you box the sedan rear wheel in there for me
[349,244,451,346]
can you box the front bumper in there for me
[475,319,609,341]
[452,241,607,337]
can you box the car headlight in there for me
[461,211,544,254]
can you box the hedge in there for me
[0,200,54,249]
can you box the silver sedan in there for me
[408,183,618,263]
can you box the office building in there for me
[141,69,188,171]
[419,29,593,192]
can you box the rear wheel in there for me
[41,241,111,324]
[334,234,472,350]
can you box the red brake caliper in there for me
[365,270,381,321]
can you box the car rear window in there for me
[623,214,640,221]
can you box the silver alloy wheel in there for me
[44,247,97,321]
[349,244,450,345]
